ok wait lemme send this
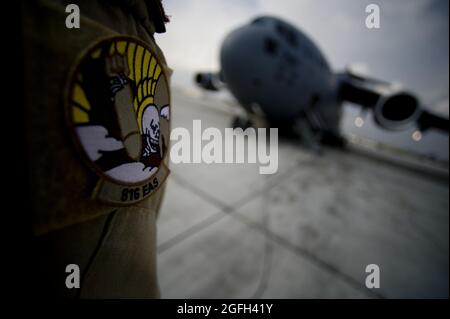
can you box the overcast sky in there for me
[156,0,449,161]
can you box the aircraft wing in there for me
[338,71,449,133]
[417,110,449,132]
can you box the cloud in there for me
[157,0,253,71]
[160,105,170,120]
[432,98,449,117]
[76,125,124,161]
[346,62,371,76]
[105,163,158,183]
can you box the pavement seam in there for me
[162,162,384,298]
[157,159,311,255]
[157,210,228,253]
[229,210,385,299]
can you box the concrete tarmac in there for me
[157,88,449,299]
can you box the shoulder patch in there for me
[65,36,170,205]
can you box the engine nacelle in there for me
[194,72,223,91]
[373,92,422,130]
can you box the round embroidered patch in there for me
[65,36,170,205]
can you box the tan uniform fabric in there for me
[23,0,170,298]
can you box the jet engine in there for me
[194,72,223,91]
[373,91,422,130]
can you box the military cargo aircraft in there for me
[194,16,449,151]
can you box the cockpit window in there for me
[264,37,279,56]
[275,22,298,48]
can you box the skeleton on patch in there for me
[141,104,169,168]
[102,52,170,172]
